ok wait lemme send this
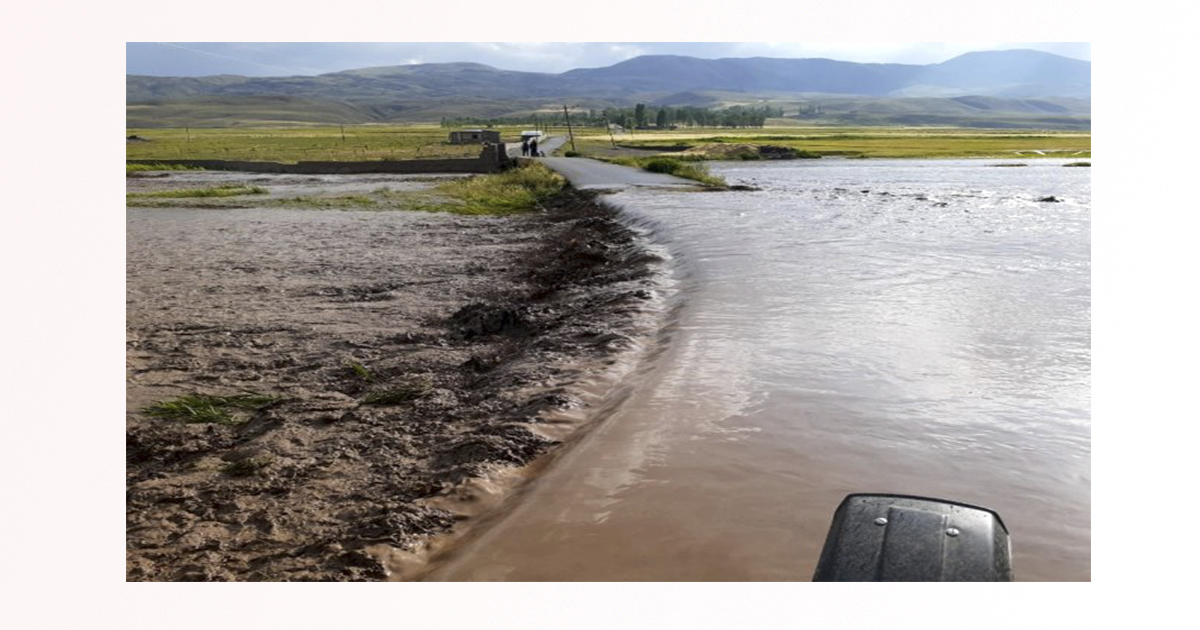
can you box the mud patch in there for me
[127,178,665,581]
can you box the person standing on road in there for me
[529,138,538,157]
[521,139,529,157]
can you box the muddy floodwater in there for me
[422,159,1090,581]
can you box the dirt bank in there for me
[126,175,667,581]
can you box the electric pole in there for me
[563,105,576,153]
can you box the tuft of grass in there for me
[423,162,566,215]
[127,184,268,199]
[273,195,378,208]
[346,361,375,382]
[1064,162,1091,167]
[362,378,433,405]
[221,456,273,477]
[143,393,280,425]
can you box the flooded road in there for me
[422,159,1090,581]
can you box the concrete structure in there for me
[449,129,502,144]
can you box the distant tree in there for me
[634,103,647,127]
[655,108,667,128]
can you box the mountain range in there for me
[126,49,1091,128]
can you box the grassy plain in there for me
[126,125,530,163]
[127,124,1091,164]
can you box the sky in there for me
[126,42,1091,77]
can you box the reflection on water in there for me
[423,159,1090,581]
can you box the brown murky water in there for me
[421,160,1090,581]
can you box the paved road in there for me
[505,135,568,158]
[507,135,696,189]
[510,135,697,190]
[539,156,698,190]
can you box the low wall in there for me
[127,144,511,175]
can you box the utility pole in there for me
[604,117,616,148]
[563,105,577,152]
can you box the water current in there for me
[423,159,1091,581]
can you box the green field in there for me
[127,124,1091,164]
[126,125,528,163]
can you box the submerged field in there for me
[125,162,566,216]
[570,126,1092,159]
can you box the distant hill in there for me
[909,50,1091,98]
[127,50,1090,128]
[559,56,924,95]
[774,95,1091,129]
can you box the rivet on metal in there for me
[946,527,960,537]
[874,517,888,526]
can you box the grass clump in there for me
[608,156,727,188]
[270,195,379,209]
[362,378,433,405]
[346,360,375,382]
[221,456,273,477]
[1064,162,1091,167]
[143,393,280,425]
[425,162,566,215]
[127,184,268,199]
[126,162,206,172]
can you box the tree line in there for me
[441,104,786,130]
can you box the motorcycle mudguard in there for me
[813,493,1013,582]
